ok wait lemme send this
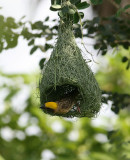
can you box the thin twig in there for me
[114,39,130,43]
[76,9,98,64]
[109,0,120,9]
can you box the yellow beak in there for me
[45,102,58,110]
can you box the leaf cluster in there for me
[1,11,130,71]
[0,16,19,52]
[28,15,130,70]
[83,16,130,69]
[51,0,89,24]
[102,91,130,114]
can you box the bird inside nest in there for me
[40,87,81,114]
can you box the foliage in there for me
[116,4,130,17]
[0,0,130,159]
[96,49,130,114]
[0,15,19,52]
[0,72,130,160]
[1,4,130,68]
[0,1,130,58]
[97,49,130,94]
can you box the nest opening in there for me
[41,84,83,116]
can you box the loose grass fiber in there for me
[39,21,101,118]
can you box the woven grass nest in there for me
[39,21,101,118]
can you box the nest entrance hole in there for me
[43,84,83,115]
[46,84,79,101]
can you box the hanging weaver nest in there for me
[39,3,101,118]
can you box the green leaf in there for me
[31,21,44,29]
[45,16,49,21]
[5,34,18,49]
[46,35,53,41]
[124,4,130,10]
[116,4,130,17]
[73,12,80,23]
[30,46,38,55]
[116,8,124,17]
[122,56,128,63]
[90,0,103,5]
[126,61,130,70]
[39,44,53,52]
[22,28,33,40]
[51,0,61,5]
[51,4,61,10]
[57,0,61,4]
[0,15,4,22]
[62,6,69,13]
[28,39,34,46]
[101,50,107,56]
[79,12,84,19]
[6,17,17,28]
[39,58,46,70]
[70,0,81,5]
[0,42,3,53]
[58,11,64,17]
[114,0,121,4]
[50,6,58,11]
[88,26,95,34]
[51,0,55,5]
[76,2,90,10]
[100,44,107,50]
[68,9,75,14]
[45,43,53,51]
[94,43,100,50]
[20,15,26,21]
[60,7,75,16]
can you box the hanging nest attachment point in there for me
[39,2,101,118]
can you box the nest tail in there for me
[39,20,101,118]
